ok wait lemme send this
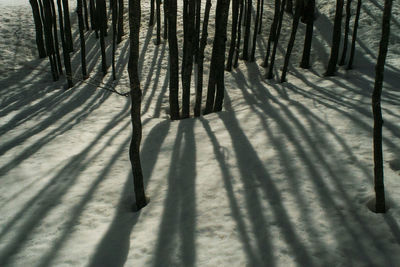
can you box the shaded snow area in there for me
[1,0,400,266]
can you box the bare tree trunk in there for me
[258,0,264,34]
[347,0,361,69]
[181,0,195,118]
[50,0,63,76]
[372,0,392,214]
[226,0,239,71]
[155,0,161,44]
[41,0,58,81]
[77,0,88,79]
[128,0,148,212]
[266,0,287,79]
[204,0,230,114]
[286,0,293,14]
[83,0,90,30]
[150,0,155,26]
[117,0,124,43]
[339,0,352,65]
[300,0,314,69]
[89,0,99,38]
[194,0,211,117]
[262,0,280,67]
[281,0,301,82]
[167,0,180,119]
[242,0,251,61]
[62,0,74,52]
[112,0,117,79]
[250,0,261,62]
[163,0,168,39]
[97,0,108,75]
[30,0,47,58]
[325,0,344,76]
[233,0,244,68]
[193,0,201,62]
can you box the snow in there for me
[1,0,400,266]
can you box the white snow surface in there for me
[1,0,400,266]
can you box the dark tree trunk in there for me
[30,0,47,58]
[233,0,244,68]
[204,0,230,114]
[77,0,88,79]
[50,0,63,76]
[372,0,392,214]
[112,0,117,79]
[89,0,99,38]
[156,0,161,44]
[281,0,301,82]
[97,0,108,75]
[167,0,180,119]
[61,0,74,52]
[339,0,352,65]
[117,0,124,43]
[83,0,90,30]
[42,0,58,80]
[300,0,314,69]
[266,0,287,79]
[325,0,344,76]
[226,0,239,71]
[250,0,261,62]
[258,0,264,34]
[150,0,155,26]
[163,0,168,39]
[242,0,251,61]
[286,0,293,14]
[181,0,195,118]
[193,0,201,62]
[128,0,147,212]
[194,0,211,117]
[347,0,361,70]
[262,0,280,67]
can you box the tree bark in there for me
[194,0,211,117]
[262,0,280,67]
[281,0,302,82]
[156,0,161,44]
[112,0,117,80]
[372,0,392,213]
[266,0,287,79]
[242,0,251,61]
[97,0,108,75]
[77,0,88,79]
[167,0,180,119]
[250,0,261,62]
[41,0,58,81]
[61,0,74,52]
[30,0,47,58]
[117,0,124,43]
[204,0,230,114]
[347,0,361,70]
[339,0,352,66]
[300,0,314,69]
[233,0,244,68]
[83,0,90,30]
[128,0,148,212]
[325,0,344,76]
[50,0,63,76]
[150,0,155,26]
[226,0,239,71]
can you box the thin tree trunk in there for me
[167,0,180,119]
[83,0,90,30]
[300,0,314,69]
[204,0,230,114]
[77,0,88,79]
[372,0,392,213]
[286,0,293,14]
[117,0,124,43]
[250,0,261,62]
[112,0,117,79]
[150,0,155,26]
[50,0,63,76]
[325,0,344,76]
[281,0,301,82]
[339,0,352,65]
[258,0,264,34]
[156,0,161,44]
[89,0,99,38]
[62,0,74,52]
[347,0,361,69]
[262,0,280,67]
[128,0,148,211]
[233,0,244,68]
[194,0,211,117]
[242,0,251,60]
[30,0,47,58]
[97,0,108,75]
[163,0,168,39]
[42,0,58,81]
[226,0,239,71]
[266,0,287,79]
[193,0,201,62]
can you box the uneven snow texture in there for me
[1,0,400,266]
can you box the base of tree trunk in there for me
[367,197,389,213]
[132,196,150,212]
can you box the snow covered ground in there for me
[1,0,400,266]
